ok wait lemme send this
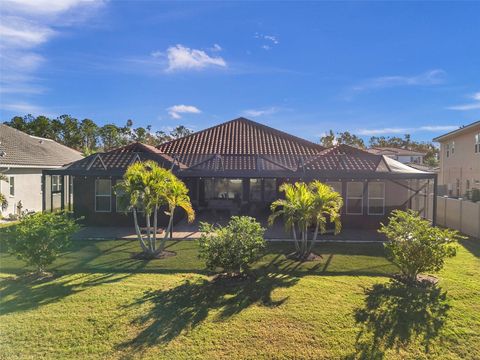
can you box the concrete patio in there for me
[73,209,386,242]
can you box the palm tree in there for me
[269,181,343,260]
[0,174,8,212]
[116,161,195,258]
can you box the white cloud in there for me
[243,107,280,117]
[0,0,104,104]
[0,101,47,115]
[211,43,222,52]
[352,69,446,92]
[254,33,279,50]
[447,92,480,111]
[357,125,458,136]
[157,45,226,72]
[167,104,201,119]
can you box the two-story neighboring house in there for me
[367,147,427,164]
[433,120,480,197]
[0,124,83,218]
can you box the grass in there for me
[0,237,479,359]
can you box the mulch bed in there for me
[286,252,323,262]
[211,272,252,286]
[131,250,176,260]
[392,273,439,287]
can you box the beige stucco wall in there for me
[437,124,480,196]
[0,168,44,216]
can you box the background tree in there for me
[320,130,365,148]
[269,181,343,260]
[199,216,266,276]
[4,114,193,151]
[3,211,79,274]
[379,210,462,284]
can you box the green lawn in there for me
[0,237,479,359]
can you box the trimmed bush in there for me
[4,211,79,273]
[379,209,462,283]
[199,216,266,276]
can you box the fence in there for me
[408,182,480,238]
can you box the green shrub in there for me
[379,210,462,283]
[199,216,266,275]
[4,211,80,273]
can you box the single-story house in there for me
[44,118,437,228]
[367,147,427,164]
[0,124,83,217]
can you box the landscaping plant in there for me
[379,209,463,284]
[199,216,266,276]
[3,211,79,274]
[269,181,343,260]
[0,174,8,212]
[116,161,194,258]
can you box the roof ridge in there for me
[156,117,324,155]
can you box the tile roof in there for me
[156,117,324,155]
[0,124,83,167]
[367,147,427,156]
[55,118,433,178]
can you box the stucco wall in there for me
[437,125,480,196]
[0,168,44,216]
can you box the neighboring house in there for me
[0,124,83,217]
[433,120,480,197]
[367,147,427,164]
[45,118,437,228]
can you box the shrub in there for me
[199,216,266,275]
[4,211,80,273]
[379,209,462,283]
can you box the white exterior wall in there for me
[0,168,44,216]
[397,155,423,164]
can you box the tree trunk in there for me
[307,222,320,254]
[292,224,300,252]
[152,205,158,253]
[145,212,153,253]
[133,208,148,252]
[160,205,175,253]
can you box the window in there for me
[368,182,385,215]
[95,179,111,212]
[9,176,14,196]
[326,182,342,195]
[264,179,277,201]
[51,175,62,192]
[451,141,455,155]
[475,133,480,153]
[250,179,262,201]
[204,178,243,200]
[346,182,363,215]
[445,144,450,158]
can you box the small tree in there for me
[379,210,462,283]
[116,161,194,258]
[269,181,343,260]
[4,211,79,274]
[199,216,266,276]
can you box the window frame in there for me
[51,175,63,193]
[367,182,385,216]
[95,178,112,213]
[346,182,364,215]
[9,176,14,197]
[475,133,480,153]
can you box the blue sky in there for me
[1,1,479,142]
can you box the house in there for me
[44,118,437,228]
[0,124,83,217]
[367,147,427,164]
[433,120,480,197]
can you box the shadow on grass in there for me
[349,280,450,359]
[117,259,303,353]
[460,237,480,258]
